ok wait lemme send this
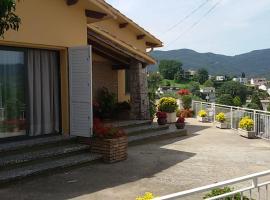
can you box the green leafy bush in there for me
[182,95,192,109]
[204,187,253,200]
[158,97,178,113]
[233,96,242,107]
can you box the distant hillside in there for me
[149,49,270,77]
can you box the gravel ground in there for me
[1,118,270,200]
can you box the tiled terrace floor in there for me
[1,118,270,200]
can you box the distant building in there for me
[233,77,248,85]
[200,87,215,102]
[259,84,268,91]
[216,76,226,81]
[250,78,267,86]
[184,70,196,79]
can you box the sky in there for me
[106,0,270,56]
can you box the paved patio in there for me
[1,118,270,200]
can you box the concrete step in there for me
[125,124,170,136]
[0,153,101,184]
[0,135,76,154]
[0,143,90,169]
[128,126,188,145]
[105,120,152,129]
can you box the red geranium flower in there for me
[177,89,190,96]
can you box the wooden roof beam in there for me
[66,0,79,6]
[137,34,146,40]
[146,42,159,47]
[119,23,129,29]
[85,9,107,19]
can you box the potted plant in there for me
[215,112,228,129]
[197,110,208,122]
[177,89,190,109]
[91,118,128,163]
[156,111,167,125]
[238,116,256,139]
[175,117,185,129]
[158,97,178,123]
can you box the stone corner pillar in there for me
[129,61,150,120]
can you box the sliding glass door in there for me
[0,49,26,138]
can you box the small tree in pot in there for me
[175,117,185,129]
[197,110,208,122]
[158,97,178,123]
[238,116,256,139]
[215,112,228,129]
[156,111,167,125]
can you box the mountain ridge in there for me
[149,48,270,77]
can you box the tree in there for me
[0,0,21,37]
[159,60,183,80]
[241,72,246,78]
[203,79,214,87]
[188,81,200,97]
[174,71,184,83]
[216,94,234,106]
[217,81,248,104]
[147,72,163,93]
[193,68,209,84]
[250,93,263,110]
[247,103,261,110]
[233,96,242,107]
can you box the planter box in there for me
[166,112,176,123]
[238,128,256,139]
[197,116,208,123]
[91,136,128,163]
[216,122,228,129]
[175,122,185,129]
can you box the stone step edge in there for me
[0,136,77,154]
[113,120,153,129]
[128,129,188,145]
[0,144,90,169]
[126,125,170,136]
[0,153,102,185]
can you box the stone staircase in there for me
[0,121,187,184]
[109,120,188,145]
[0,135,101,184]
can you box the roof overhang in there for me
[88,26,157,65]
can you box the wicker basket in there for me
[91,136,128,163]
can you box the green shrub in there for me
[204,187,253,200]
[233,96,242,107]
[216,94,234,106]
[158,97,178,113]
[182,95,192,109]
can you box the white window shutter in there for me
[69,46,92,137]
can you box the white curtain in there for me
[27,49,60,136]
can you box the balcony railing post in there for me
[230,107,233,129]
[253,110,257,133]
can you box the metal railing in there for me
[155,170,270,200]
[192,101,270,140]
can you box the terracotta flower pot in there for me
[157,118,167,125]
[175,122,185,129]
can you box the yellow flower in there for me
[216,112,226,122]
[239,116,254,131]
[136,192,155,200]
[198,110,207,117]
